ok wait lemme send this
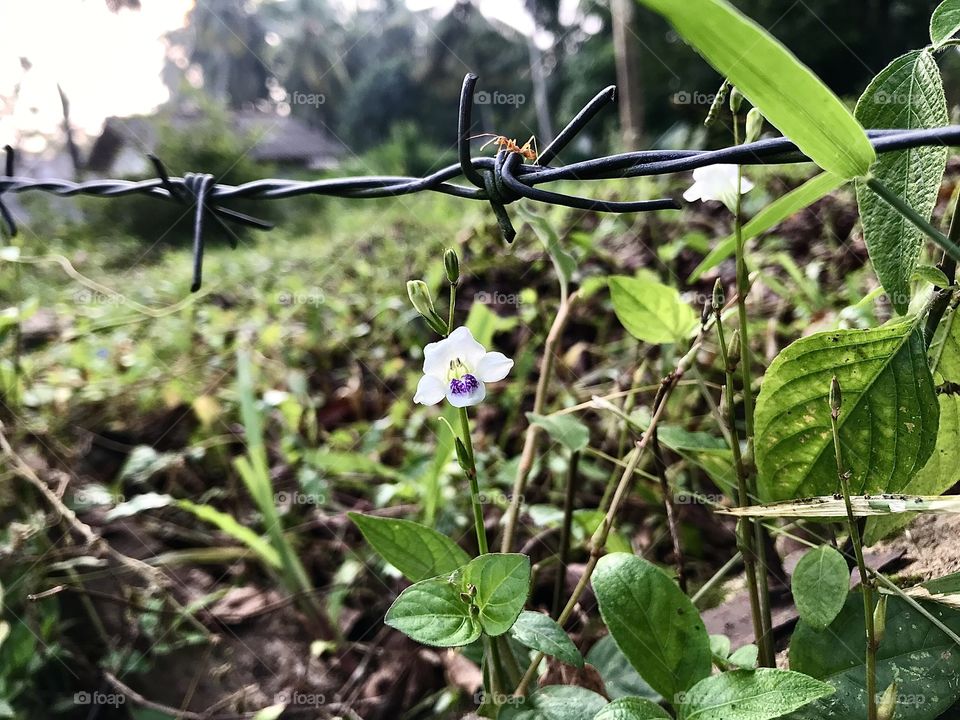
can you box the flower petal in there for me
[448,326,487,367]
[445,379,486,408]
[421,326,488,377]
[475,352,513,382]
[413,375,446,405]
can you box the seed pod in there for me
[745,108,764,143]
[877,681,897,720]
[727,329,742,372]
[444,248,460,285]
[407,280,447,335]
[455,437,471,471]
[704,80,731,127]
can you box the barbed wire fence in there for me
[2,72,960,292]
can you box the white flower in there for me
[682,164,754,210]
[413,326,513,408]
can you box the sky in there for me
[0,0,543,153]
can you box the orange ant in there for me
[471,134,539,163]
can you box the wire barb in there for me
[2,74,960,287]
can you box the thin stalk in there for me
[652,429,687,593]
[447,281,457,335]
[715,314,769,665]
[831,378,877,720]
[866,176,960,264]
[501,291,579,552]
[514,339,701,696]
[553,450,579,618]
[458,406,488,555]
[923,197,959,348]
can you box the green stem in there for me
[447,282,457,335]
[866,176,960,264]
[831,381,877,720]
[458,406,488,555]
[553,450,579,618]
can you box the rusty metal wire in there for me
[2,73,960,291]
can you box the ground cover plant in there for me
[6,0,960,718]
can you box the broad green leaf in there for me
[465,300,518,347]
[501,685,608,720]
[728,644,759,669]
[609,276,698,345]
[384,574,481,647]
[755,321,939,501]
[177,499,281,569]
[510,610,583,667]
[348,513,470,582]
[463,553,530,636]
[637,0,874,178]
[594,697,671,720]
[593,553,711,700]
[791,546,849,629]
[854,50,948,314]
[931,0,960,48]
[677,669,833,720]
[929,305,960,383]
[903,571,960,608]
[709,634,731,660]
[688,172,846,282]
[586,635,660,701]
[864,393,960,543]
[657,426,737,496]
[527,412,590,453]
[789,593,960,719]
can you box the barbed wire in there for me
[2,72,960,291]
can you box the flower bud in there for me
[877,681,897,720]
[745,108,764,143]
[407,280,447,335]
[830,376,842,418]
[727,329,741,372]
[444,248,460,285]
[455,437,471,471]
[712,279,725,313]
[873,594,887,645]
[705,80,731,127]
[729,86,744,114]
[700,299,712,328]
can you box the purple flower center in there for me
[449,373,480,396]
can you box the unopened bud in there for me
[712,279,725,313]
[701,299,712,327]
[877,681,897,720]
[873,594,887,645]
[455,437,471,471]
[830,376,842,417]
[705,80,731,127]
[745,108,764,143]
[727,330,741,371]
[407,280,447,335]
[444,248,460,285]
[729,86,744,114]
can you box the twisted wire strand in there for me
[1,73,958,290]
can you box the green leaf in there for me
[657,426,737,496]
[586,635,660,701]
[865,394,960,543]
[609,275,698,345]
[463,553,530,636]
[592,553,711,700]
[789,593,960,719]
[854,50,948,314]
[594,697,671,720]
[688,172,846,282]
[755,320,939,501]
[931,0,960,48]
[791,546,849,630]
[636,0,874,178]
[384,574,481,647]
[510,611,583,667]
[728,644,759,669]
[177,499,281,569]
[930,305,960,383]
[348,513,470,583]
[527,413,590,453]
[501,685,608,720]
[710,634,731,660]
[677,669,834,720]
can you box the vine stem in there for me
[830,377,877,720]
[865,176,960,263]
[513,338,702,696]
[458,406,488,555]
[501,291,579,552]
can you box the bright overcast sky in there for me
[0,0,541,151]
